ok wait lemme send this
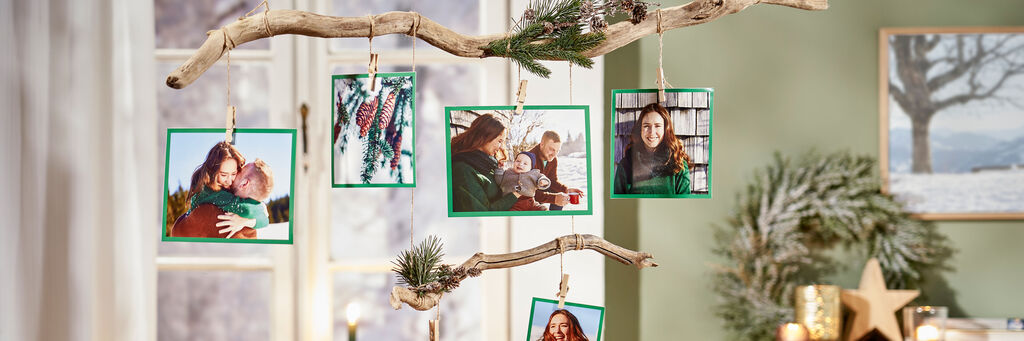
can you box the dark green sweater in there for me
[613,151,691,195]
[451,151,518,212]
[189,186,270,229]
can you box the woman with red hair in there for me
[540,309,589,341]
[613,103,692,195]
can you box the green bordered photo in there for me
[332,72,416,187]
[526,297,605,341]
[610,88,714,199]
[162,128,296,244]
[445,105,593,217]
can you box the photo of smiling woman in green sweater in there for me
[614,103,692,195]
[450,114,521,212]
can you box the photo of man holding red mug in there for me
[529,131,585,211]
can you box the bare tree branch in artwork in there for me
[889,33,1024,173]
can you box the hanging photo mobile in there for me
[162,128,296,244]
[610,88,713,198]
[445,105,593,217]
[332,72,416,187]
[527,297,605,341]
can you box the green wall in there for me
[604,1,1024,340]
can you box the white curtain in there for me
[1,0,157,340]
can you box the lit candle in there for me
[916,324,939,341]
[346,303,361,341]
[776,323,809,341]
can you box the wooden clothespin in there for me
[557,273,570,308]
[656,67,666,103]
[368,53,379,91]
[225,105,237,143]
[428,319,440,341]
[514,80,528,115]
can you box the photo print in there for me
[445,105,593,217]
[162,128,295,244]
[611,89,713,198]
[880,28,1024,219]
[526,298,605,341]
[333,72,416,187]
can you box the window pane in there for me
[329,0,480,52]
[158,270,272,341]
[330,64,482,261]
[155,0,270,50]
[157,61,271,257]
[332,272,482,341]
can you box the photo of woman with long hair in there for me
[613,103,692,195]
[527,298,604,341]
[449,113,521,211]
[540,309,589,341]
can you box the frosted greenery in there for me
[711,152,953,340]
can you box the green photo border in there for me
[609,88,714,199]
[444,105,594,217]
[161,128,297,244]
[331,72,417,188]
[526,297,606,341]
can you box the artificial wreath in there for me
[711,152,953,340]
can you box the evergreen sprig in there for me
[392,235,445,290]
[486,0,606,78]
[711,151,954,340]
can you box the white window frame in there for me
[153,0,297,339]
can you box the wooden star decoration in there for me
[841,258,920,341]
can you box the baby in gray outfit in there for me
[495,151,551,211]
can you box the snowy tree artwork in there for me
[445,106,593,217]
[332,72,415,187]
[881,28,1024,219]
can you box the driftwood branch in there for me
[165,0,827,89]
[389,234,657,311]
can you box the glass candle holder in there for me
[795,285,841,340]
[903,306,947,341]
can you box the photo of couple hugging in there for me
[163,129,294,243]
[447,107,592,216]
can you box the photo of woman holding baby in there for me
[613,103,692,196]
[446,106,593,217]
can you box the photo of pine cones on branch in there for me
[332,73,416,186]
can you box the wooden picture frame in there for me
[879,27,1024,220]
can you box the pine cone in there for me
[390,135,402,170]
[590,16,608,32]
[378,92,396,129]
[580,1,595,18]
[543,22,555,35]
[355,97,379,137]
[523,8,536,22]
[630,2,649,24]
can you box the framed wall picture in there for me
[445,105,593,217]
[880,27,1024,220]
[162,128,296,244]
[526,297,605,341]
[610,88,713,198]
[332,72,416,187]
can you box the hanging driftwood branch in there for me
[389,234,657,311]
[165,0,827,89]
